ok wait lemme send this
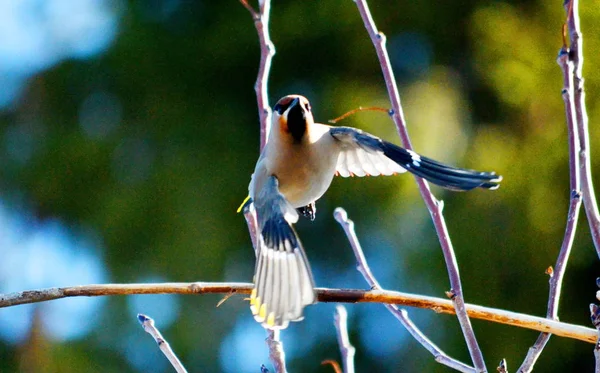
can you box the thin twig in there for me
[1,282,596,344]
[596,343,600,373]
[266,329,287,373]
[565,0,600,258]
[137,314,188,373]
[333,305,355,373]
[328,106,389,124]
[590,304,600,373]
[322,360,343,373]
[516,40,583,373]
[334,208,476,373]
[240,1,287,371]
[352,1,486,370]
[239,0,258,18]
[241,0,275,150]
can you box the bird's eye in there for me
[304,103,311,112]
[273,102,290,115]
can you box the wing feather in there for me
[346,150,366,177]
[355,148,377,176]
[251,176,316,329]
[336,151,350,177]
[329,126,502,190]
[330,127,405,178]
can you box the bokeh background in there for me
[0,0,599,372]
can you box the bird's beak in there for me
[287,97,300,115]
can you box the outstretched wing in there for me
[329,126,502,191]
[251,175,316,329]
[329,127,406,177]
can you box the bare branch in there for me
[240,2,287,370]
[239,0,258,19]
[516,38,583,373]
[0,282,252,307]
[596,345,600,373]
[240,0,275,150]
[334,208,476,373]
[590,304,600,373]
[137,314,188,373]
[352,1,485,370]
[1,282,596,344]
[334,305,355,373]
[564,0,600,258]
[266,329,287,373]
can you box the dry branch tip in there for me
[321,360,343,373]
[216,291,236,307]
[328,106,389,124]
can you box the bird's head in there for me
[273,95,313,143]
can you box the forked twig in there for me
[516,25,583,372]
[352,0,485,370]
[240,1,287,371]
[240,0,275,150]
[334,208,475,373]
[564,0,600,258]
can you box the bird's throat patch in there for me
[286,104,307,143]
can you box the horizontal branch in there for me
[0,282,595,344]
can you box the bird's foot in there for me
[297,202,316,221]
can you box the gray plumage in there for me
[250,176,315,329]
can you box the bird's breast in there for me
[269,133,338,208]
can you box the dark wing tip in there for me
[381,141,503,191]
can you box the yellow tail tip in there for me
[259,303,267,320]
[237,195,251,213]
[266,312,276,327]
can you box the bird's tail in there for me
[381,141,502,191]
[250,222,316,329]
[250,224,316,329]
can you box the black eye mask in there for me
[273,101,291,115]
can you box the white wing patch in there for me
[336,147,406,177]
[330,125,502,190]
[406,149,422,167]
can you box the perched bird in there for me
[244,94,501,329]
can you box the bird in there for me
[243,94,502,329]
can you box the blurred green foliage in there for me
[1,0,600,372]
